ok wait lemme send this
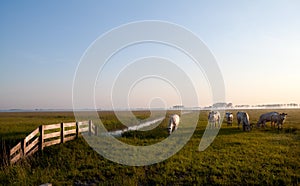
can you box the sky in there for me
[1,1,300,109]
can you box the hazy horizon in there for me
[1,1,300,110]
[1,102,299,111]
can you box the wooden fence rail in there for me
[9,120,96,164]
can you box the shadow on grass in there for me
[192,126,247,139]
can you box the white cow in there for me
[237,111,251,131]
[225,112,233,126]
[168,114,180,134]
[208,111,221,128]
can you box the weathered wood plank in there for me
[79,126,89,131]
[44,139,60,147]
[43,123,61,130]
[25,128,39,143]
[64,129,76,135]
[10,142,21,156]
[44,131,60,139]
[10,153,22,164]
[92,125,96,134]
[91,128,95,134]
[63,122,76,127]
[26,145,39,156]
[64,135,76,142]
[78,125,89,130]
[79,127,89,133]
[25,137,39,154]
[78,121,89,127]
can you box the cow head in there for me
[279,113,287,122]
[277,113,287,129]
[167,126,172,135]
[208,111,215,122]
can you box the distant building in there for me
[173,105,184,110]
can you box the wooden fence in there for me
[9,120,96,164]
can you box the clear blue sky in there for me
[1,1,300,109]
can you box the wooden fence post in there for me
[61,123,64,143]
[21,138,26,157]
[2,141,11,165]
[88,120,92,136]
[95,125,98,136]
[76,122,79,138]
[39,125,44,151]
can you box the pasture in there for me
[0,109,299,185]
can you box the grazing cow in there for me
[208,111,221,128]
[236,111,251,131]
[256,112,279,128]
[225,112,233,126]
[270,113,287,129]
[168,114,180,134]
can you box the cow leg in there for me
[243,121,248,131]
[277,122,282,130]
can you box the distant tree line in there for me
[210,103,299,108]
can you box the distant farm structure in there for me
[172,105,184,110]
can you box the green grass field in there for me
[0,109,299,185]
